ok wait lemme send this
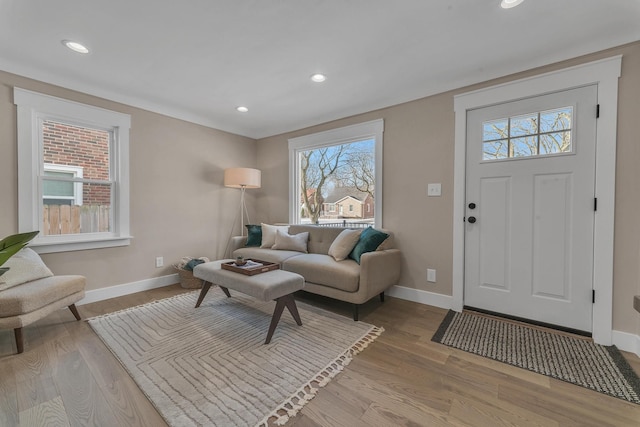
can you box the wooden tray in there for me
[221,259,279,276]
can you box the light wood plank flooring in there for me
[1,285,639,426]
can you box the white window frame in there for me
[43,163,84,206]
[15,88,132,253]
[288,119,383,226]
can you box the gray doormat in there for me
[432,310,640,404]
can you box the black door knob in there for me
[468,203,476,209]
[468,216,477,223]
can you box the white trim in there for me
[386,285,453,310]
[612,330,640,358]
[453,56,622,345]
[76,273,180,305]
[14,87,131,253]
[288,119,384,227]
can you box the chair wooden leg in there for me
[68,304,81,321]
[14,328,24,354]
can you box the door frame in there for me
[452,56,621,345]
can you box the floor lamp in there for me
[224,167,261,236]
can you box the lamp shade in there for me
[224,167,261,189]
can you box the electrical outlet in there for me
[427,268,436,282]
[155,256,164,268]
[427,183,442,197]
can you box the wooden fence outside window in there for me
[42,204,110,235]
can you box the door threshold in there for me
[463,306,592,338]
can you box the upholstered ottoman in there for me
[193,260,305,344]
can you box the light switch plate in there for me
[427,183,441,197]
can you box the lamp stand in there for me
[238,185,252,236]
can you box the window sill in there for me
[30,235,133,254]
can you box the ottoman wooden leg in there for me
[195,281,212,308]
[219,286,231,298]
[265,294,302,344]
[14,328,23,354]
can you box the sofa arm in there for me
[359,249,402,298]
[229,236,247,257]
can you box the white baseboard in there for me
[386,285,453,310]
[77,273,180,305]
[612,329,640,358]
[387,285,640,358]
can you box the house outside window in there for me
[43,164,83,206]
[15,88,131,253]
[288,119,383,227]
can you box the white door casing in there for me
[452,56,621,345]
[464,86,597,332]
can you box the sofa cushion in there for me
[349,227,389,264]
[283,254,360,292]
[260,223,289,248]
[0,275,86,317]
[245,224,262,247]
[328,229,362,261]
[0,248,54,291]
[234,247,302,265]
[272,229,309,252]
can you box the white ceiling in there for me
[1,0,639,139]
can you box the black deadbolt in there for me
[468,202,476,210]
[468,216,477,223]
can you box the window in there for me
[43,164,83,206]
[482,107,573,161]
[288,119,383,227]
[15,88,131,253]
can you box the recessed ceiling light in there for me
[62,40,89,54]
[310,73,327,83]
[236,106,249,113]
[500,0,524,8]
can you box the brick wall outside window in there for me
[43,120,110,205]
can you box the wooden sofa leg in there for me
[68,304,81,321]
[380,292,385,303]
[14,328,24,354]
[353,304,359,321]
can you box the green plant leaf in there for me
[0,231,40,266]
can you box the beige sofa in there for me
[230,225,401,320]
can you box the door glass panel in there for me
[510,114,538,137]
[482,106,573,161]
[540,132,571,155]
[512,137,538,157]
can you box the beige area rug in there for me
[88,291,382,426]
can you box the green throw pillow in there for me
[245,225,262,247]
[349,227,389,264]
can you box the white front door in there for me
[464,85,597,332]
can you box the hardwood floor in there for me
[1,285,639,426]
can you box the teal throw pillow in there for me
[349,227,389,264]
[245,224,262,247]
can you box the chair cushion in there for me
[0,275,86,317]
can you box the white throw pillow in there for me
[260,223,289,248]
[328,229,362,261]
[0,248,54,291]
[272,230,309,253]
